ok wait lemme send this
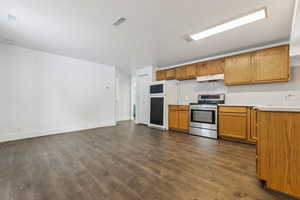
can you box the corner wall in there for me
[0,43,116,142]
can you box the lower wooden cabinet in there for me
[168,105,189,133]
[249,108,258,142]
[257,111,300,198]
[219,112,247,140]
[218,106,257,143]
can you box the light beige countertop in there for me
[218,104,255,107]
[218,104,300,112]
[254,105,300,112]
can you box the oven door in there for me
[150,84,164,95]
[190,106,217,130]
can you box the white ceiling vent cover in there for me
[113,17,126,26]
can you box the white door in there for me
[136,74,150,125]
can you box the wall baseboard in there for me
[118,115,131,121]
[0,121,116,143]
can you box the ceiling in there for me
[0,0,296,74]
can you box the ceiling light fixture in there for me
[190,7,267,41]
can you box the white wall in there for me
[178,66,300,106]
[116,71,131,121]
[291,0,300,56]
[0,43,116,142]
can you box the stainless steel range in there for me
[189,94,225,139]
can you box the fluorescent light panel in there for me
[190,8,267,41]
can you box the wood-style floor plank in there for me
[0,121,296,200]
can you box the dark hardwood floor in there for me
[0,121,296,200]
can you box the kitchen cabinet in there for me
[219,110,248,140]
[157,45,289,82]
[249,108,258,142]
[175,66,186,80]
[185,64,197,79]
[224,45,290,85]
[253,45,290,83]
[257,111,300,198]
[218,106,256,143]
[206,59,225,75]
[197,59,225,77]
[165,68,176,80]
[156,70,166,81]
[168,108,179,129]
[176,65,197,80]
[168,105,189,132]
[224,53,253,85]
[197,62,209,76]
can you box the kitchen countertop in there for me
[254,105,300,112]
[218,104,255,107]
[218,104,300,112]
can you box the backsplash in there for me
[178,66,300,106]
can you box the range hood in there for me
[197,74,224,82]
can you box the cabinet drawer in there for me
[169,105,179,110]
[178,105,189,111]
[219,106,247,113]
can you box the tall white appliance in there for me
[149,80,178,130]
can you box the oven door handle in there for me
[190,108,217,111]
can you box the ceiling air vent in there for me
[1,38,15,44]
[113,17,126,26]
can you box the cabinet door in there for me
[249,109,258,142]
[165,68,176,80]
[253,45,290,83]
[178,111,189,131]
[207,59,225,75]
[176,66,186,80]
[197,62,209,76]
[156,70,166,81]
[197,62,208,76]
[224,53,253,85]
[258,112,300,198]
[185,64,197,79]
[169,109,179,129]
[219,113,247,139]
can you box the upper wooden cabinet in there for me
[176,66,187,80]
[224,53,253,85]
[185,64,197,79]
[197,62,209,76]
[224,45,290,85]
[156,70,166,81]
[206,59,225,75]
[165,68,176,80]
[175,64,197,80]
[252,45,290,83]
[156,45,290,83]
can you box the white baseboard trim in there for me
[117,115,131,121]
[0,121,116,143]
